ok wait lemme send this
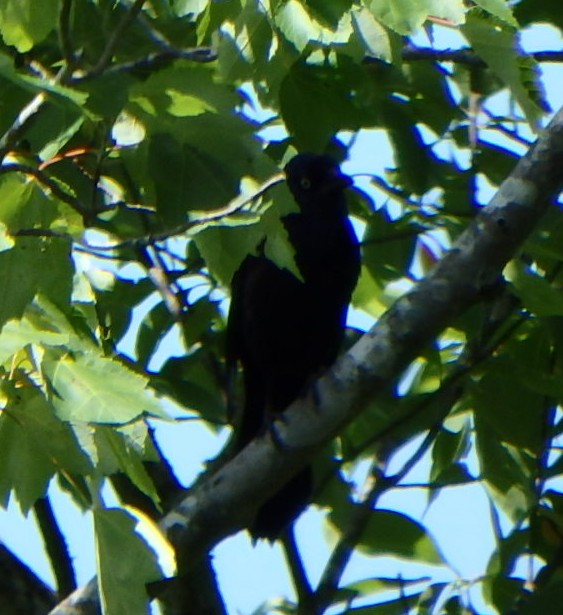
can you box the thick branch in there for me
[49,105,563,614]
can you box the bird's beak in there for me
[326,168,353,192]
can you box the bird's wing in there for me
[225,254,271,420]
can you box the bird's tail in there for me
[250,466,313,542]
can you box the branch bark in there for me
[49,104,563,614]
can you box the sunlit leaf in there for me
[95,508,163,615]
[43,353,167,423]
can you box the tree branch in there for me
[312,426,440,614]
[0,163,86,214]
[399,47,563,67]
[49,104,563,614]
[22,170,285,255]
[281,528,313,606]
[58,0,76,71]
[0,542,57,613]
[72,48,217,83]
[33,497,76,598]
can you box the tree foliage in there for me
[0,0,563,614]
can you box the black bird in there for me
[226,153,361,541]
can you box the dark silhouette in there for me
[227,153,361,541]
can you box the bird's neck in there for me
[282,199,356,282]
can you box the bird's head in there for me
[284,153,352,209]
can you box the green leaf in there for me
[43,352,166,423]
[367,0,465,35]
[461,12,546,127]
[362,210,421,284]
[352,265,388,318]
[195,221,263,287]
[439,162,475,216]
[95,508,163,615]
[182,297,220,347]
[275,0,350,52]
[526,206,563,263]
[475,141,520,186]
[95,278,156,346]
[430,425,471,484]
[332,592,423,614]
[196,0,243,45]
[80,73,134,120]
[308,0,353,28]
[280,62,364,151]
[0,0,58,51]
[0,237,73,329]
[484,576,525,615]
[0,386,91,512]
[344,576,431,599]
[0,55,88,106]
[194,182,297,285]
[214,0,272,78]
[26,105,84,162]
[515,0,563,30]
[474,418,533,522]
[0,173,59,232]
[518,578,563,615]
[157,347,227,424]
[0,221,14,252]
[379,99,436,194]
[471,336,546,453]
[329,507,444,564]
[509,266,563,318]
[473,0,518,27]
[130,64,239,118]
[406,62,460,136]
[431,462,475,488]
[140,115,263,223]
[173,0,207,18]
[124,65,271,224]
[135,300,175,369]
[351,7,392,62]
[94,426,160,506]
[0,313,69,364]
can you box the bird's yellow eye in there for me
[300,177,311,189]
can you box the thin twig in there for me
[0,163,85,213]
[281,527,313,607]
[186,171,285,231]
[58,0,76,71]
[73,48,217,83]
[29,170,285,253]
[82,0,148,80]
[33,496,77,598]
[313,428,441,613]
[139,243,184,318]
[482,108,533,147]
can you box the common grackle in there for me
[227,153,361,541]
